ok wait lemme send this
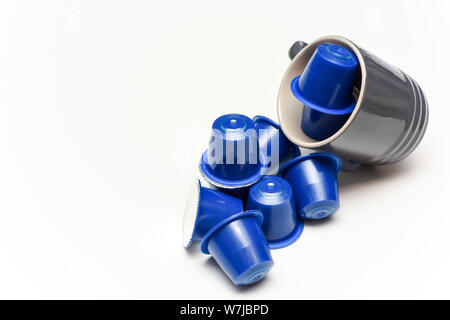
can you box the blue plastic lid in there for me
[291,43,359,115]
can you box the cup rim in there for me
[200,210,264,255]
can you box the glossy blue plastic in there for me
[216,186,251,204]
[280,153,342,220]
[291,43,359,114]
[301,107,351,141]
[201,211,274,286]
[246,176,304,249]
[253,116,301,175]
[290,44,359,140]
[183,180,244,248]
[200,114,267,190]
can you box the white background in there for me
[0,0,448,299]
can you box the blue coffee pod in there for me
[246,176,304,250]
[291,43,359,114]
[200,114,267,192]
[183,180,243,248]
[290,43,359,140]
[201,211,274,286]
[253,116,301,175]
[280,153,342,220]
[300,107,351,141]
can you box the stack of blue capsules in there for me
[183,43,358,286]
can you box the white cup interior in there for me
[277,36,366,149]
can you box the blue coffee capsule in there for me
[290,43,359,140]
[246,176,304,250]
[292,43,359,113]
[300,107,351,141]
[253,116,301,175]
[280,153,341,220]
[200,114,267,194]
[201,211,274,286]
[183,180,243,248]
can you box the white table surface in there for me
[0,0,448,299]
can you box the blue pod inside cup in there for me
[201,211,274,286]
[290,43,359,140]
[246,176,304,250]
[200,114,267,190]
[183,180,243,248]
[253,116,301,175]
[280,153,342,220]
[301,108,351,141]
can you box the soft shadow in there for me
[184,242,203,257]
[339,160,413,193]
[301,160,413,227]
[203,257,272,293]
[303,215,335,227]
